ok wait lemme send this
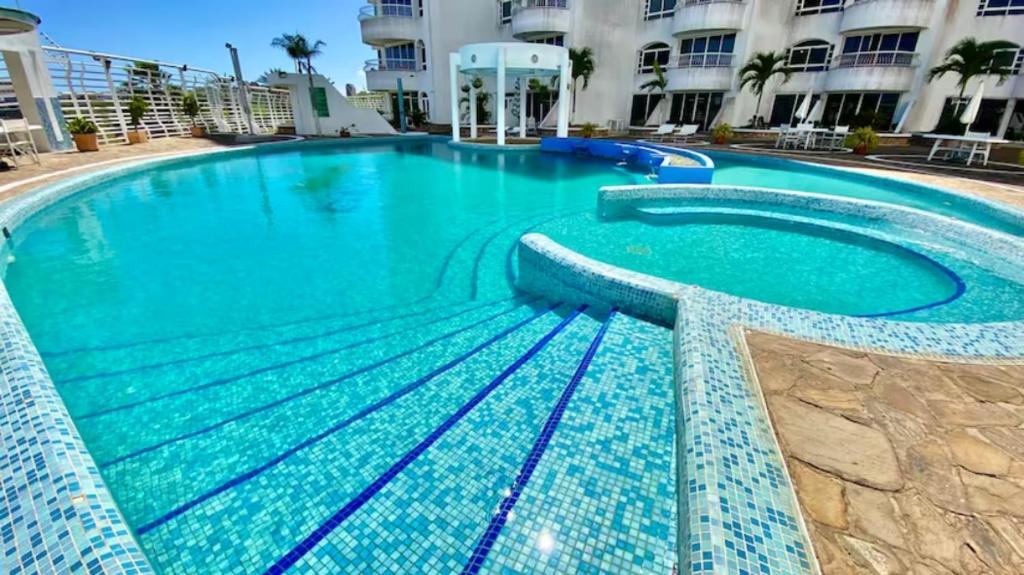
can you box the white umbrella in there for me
[809,99,824,124]
[959,81,984,134]
[794,90,814,122]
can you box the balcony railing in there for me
[358,2,415,20]
[833,51,916,68]
[673,53,734,68]
[364,58,419,72]
[517,0,568,8]
[681,0,744,6]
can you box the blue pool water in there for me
[3,139,1023,574]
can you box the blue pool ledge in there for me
[541,137,714,184]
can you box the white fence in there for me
[41,47,293,145]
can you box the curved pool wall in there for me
[541,137,715,184]
[704,148,1024,237]
[0,136,1022,575]
[516,232,1024,575]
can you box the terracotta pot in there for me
[190,126,206,138]
[713,136,727,145]
[127,130,148,145]
[72,133,99,152]
[853,143,868,155]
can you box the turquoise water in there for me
[3,140,1024,574]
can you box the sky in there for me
[7,0,376,89]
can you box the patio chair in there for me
[774,125,790,148]
[650,124,676,142]
[668,124,699,144]
[780,125,808,149]
[1,119,39,167]
[961,130,994,165]
[824,125,849,150]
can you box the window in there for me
[787,40,833,72]
[936,97,1008,133]
[769,94,822,126]
[382,42,417,70]
[500,0,513,24]
[679,34,736,67]
[645,0,677,20]
[417,40,428,70]
[977,0,1024,16]
[379,0,413,17]
[668,92,725,130]
[994,46,1023,74]
[820,92,901,130]
[795,0,843,15]
[842,32,918,54]
[630,93,664,126]
[638,43,672,74]
[528,35,565,46]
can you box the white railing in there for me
[364,58,419,72]
[517,0,568,9]
[681,0,744,6]
[358,1,415,20]
[42,46,292,145]
[833,51,916,68]
[674,53,734,68]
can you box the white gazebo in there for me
[449,42,570,145]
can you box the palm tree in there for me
[271,33,326,136]
[928,37,1018,114]
[568,47,595,121]
[738,51,792,125]
[256,68,287,84]
[640,60,668,95]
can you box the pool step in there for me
[108,302,575,537]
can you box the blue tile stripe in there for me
[60,296,519,385]
[83,297,521,422]
[460,309,617,575]
[135,303,556,536]
[101,300,537,467]
[259,306,586,575]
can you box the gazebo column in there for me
[519,77,527,138]
[469,83,478,139]
[449,53,460,142]
[497,47,507,146]
[556,51,570,138]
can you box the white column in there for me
[996,98,1016,139]
[556,52,571,138]
[519,77,527,138]
[497,48,507,146]
[449,53,460,142]
[469,83,478,140]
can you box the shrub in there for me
[845,126,880,152]
[67,117,98,135]
[580,122,598,138]
[181,92,201,126]
[127,96,149,129]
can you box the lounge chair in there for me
[650,124,676,142]
[667,124,699,143]
[1,119,39,167]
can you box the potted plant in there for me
[181,92,205,137]
[338,126,351,138]
[711,123,734,145]
[67,117,100,152]
[846,127,879,155]
[580,122,598,139]
[126,96,149,144]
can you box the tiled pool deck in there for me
[0,138,1022,575]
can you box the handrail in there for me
[681,0,744,6]
[673,53,734,68]
[517,0,568,8]
[834,51,917,68]
[43,45,221,75]
[364,58,419,72]
[358,2,416,20]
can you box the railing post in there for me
[102,58,129,142]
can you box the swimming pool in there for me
[3,138,1023,575]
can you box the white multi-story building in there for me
[359,0,1024,137]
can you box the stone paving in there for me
[746,331,1024,575]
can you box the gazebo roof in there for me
[455,42,567,77]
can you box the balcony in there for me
[840,0,933,33]
[666,53,734,91]
[364,58,421,91]
[825,52,917,92]
[359,4,420,47]
[672,0,745,35]
[511,0,571,40]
